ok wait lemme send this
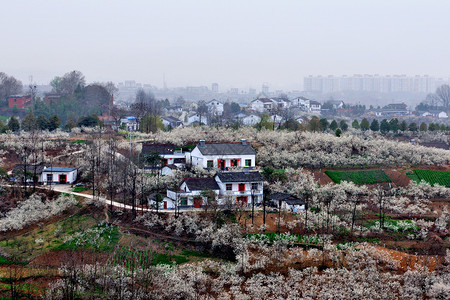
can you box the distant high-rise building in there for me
[304,75,446,93]
[211,83,219,93]
[262,83,269,94]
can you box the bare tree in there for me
[429,84,450,109]
[0,72,23,102]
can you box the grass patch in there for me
[0,256,28,265]
[181,250,211,258]
[0,215,97,260]
[72,186,88,193]
[71,139,87,144]
[56,223,120,252]
[406,169,450,187]
[325,169,392,184]
[365,217,419,233]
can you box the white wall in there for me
[41,170,77,184]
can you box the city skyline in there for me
[1,0,450,90]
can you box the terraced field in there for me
[406,169,450,187]
[325,169,392,184]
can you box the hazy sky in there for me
[1,0,450,90]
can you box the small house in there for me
[41,167,77,184]
[166,178,220,209]
[269,192,305,212]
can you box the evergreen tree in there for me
[319,118,329,131]
[389,118,399,132]
[308,116,321,132]
[399,120,408,132]
[408,122,418,132]
[370,119,379,131]
[37,115,49,130]
[360,118,370,131]
[48,115,61,131]
[339,120,348,131]
[380,119,390,134]
[335,128,342,137]
[8,116,20,132]
[351,119,360,129]
[419,122,427,132]
[21,113,38,131]
[329,120,338,131]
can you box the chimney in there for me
[199,140,206,146]
[241,139,247,145]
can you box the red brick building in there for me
[8,95,32,109]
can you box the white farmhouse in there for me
[309,100,322,112]
[187,113,208,125]
[41,167,77,184]
[120,116,138,131]
[242,114,261,126]
[250,98,274,112]
[190,140,256,169]
[215,171,264,205]
[207,100,224,116]
[165,177,220,209]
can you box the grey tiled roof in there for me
[142,144,175,155]
[216,171,263,183]
[197,143,255,155]
[184,178,220,191]
[12,163,45,175]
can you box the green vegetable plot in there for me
[325,170,391,184]
[406,169,450,187]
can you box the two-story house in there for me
[165,171,264,209]
[190,140,256,169]
[165,177,220,209]
[215,171,264,205]
[207,100,224,116]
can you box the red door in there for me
[163,201,167,209]
[238,184,245,192]
[59,174,67,184]
[193,198,202,208]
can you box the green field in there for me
[325,169,392,184]
[406,169,450,187]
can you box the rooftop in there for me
[216,171,263,182]
[197,142,255,156]
[184,178,220,191]
[43,167,76,172]
[142,143,175,155]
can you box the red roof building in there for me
[8,95,32,109]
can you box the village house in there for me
[164,171,264,209]
[250,98,274,112]
[186,112,208,125]
[215,171,264,205]
[161,116,183,129]
[242,114,261,126]
[8,95,32,109]
[165,177,220,209]
[40,167,77,184]
[309,100,322,112]
[120,116,139,131]
[291,96,311,110]
[141,143,186,167]
[190,139,256,169]
[269,192,305,212]
[207,99,224,116]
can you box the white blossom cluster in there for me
[0,193,77,232]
